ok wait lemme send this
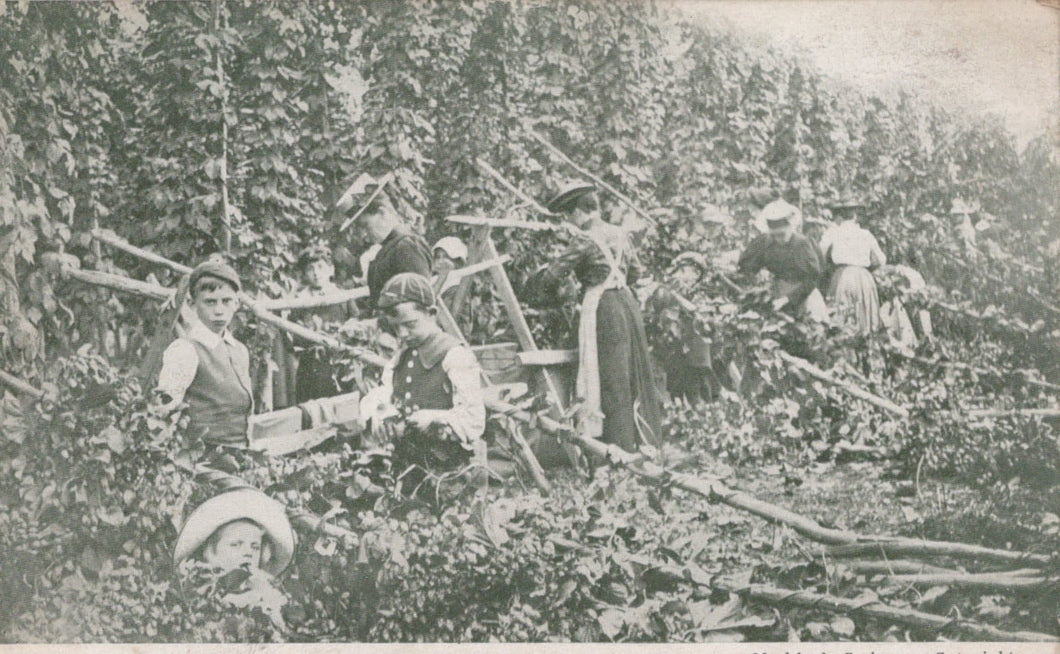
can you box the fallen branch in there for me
[547,536,1055,642]
[0,368,44,399]
[732,582,1054,642]
[827,541,1050,567]
[779,352,910,418]
[525,126,655,226]
[879,572,1050,591]
[967,407,1060,419]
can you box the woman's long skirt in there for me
[594,287,664,452]
[828,265,881,334]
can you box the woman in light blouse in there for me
[819,193,886,334]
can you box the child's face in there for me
[388,302,438,349]
[306,259,335,288]
[205,520,265,572]
[192,283,239,334]
[433,250,458,273]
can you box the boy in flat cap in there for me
[360,273,486,486]
[155,259,253,447]
[291,243,357,403]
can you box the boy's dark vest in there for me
[185,336,253,445]
[392,332,462,412]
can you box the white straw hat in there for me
[173,488,296,576]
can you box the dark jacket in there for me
[366,226,432,308]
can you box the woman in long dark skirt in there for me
[529,183,663,454]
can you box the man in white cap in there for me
[738,199,827,321]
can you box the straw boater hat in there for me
[754,199,802,234]
[546,181,596,214]
[432,236,468,262]
[173,488,296,576]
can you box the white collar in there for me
[185,318,236,348]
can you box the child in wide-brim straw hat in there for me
[174,487,296,630]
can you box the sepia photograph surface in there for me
[0,0,1057,650]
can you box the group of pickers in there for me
[155,182,946,629]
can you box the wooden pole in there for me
[215,0,231,253]
[475,158,554,216]
[91,228,193,275]
[0,368,44,399]
[445,215,561,231]
[779,352,910,418]
[826,541,1049,567]
[89,230,388,369]
[878,572,1049,591]
[547,536,1055,642]
[486,398,1051,566]
[525,127,656,225]
[256,287,369,311]
[61,265,175,301]
[732,583,1054,642]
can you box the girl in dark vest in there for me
[359,273,486,487]
[155,260,253,447]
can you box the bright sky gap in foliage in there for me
[668,0,1060,149]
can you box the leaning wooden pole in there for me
[732,583,1054,642]
[779,352,910,418]
[487,399,1051,566]
[89,230,387,370]
[91,228,193,275]
[525,127,655,225]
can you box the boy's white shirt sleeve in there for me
[156,339,199,403]
[438,346,486,446]
[359,352,399,423]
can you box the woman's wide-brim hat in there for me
[754,199,802,233]
[546,181,596,214]
[173,487,296,576]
